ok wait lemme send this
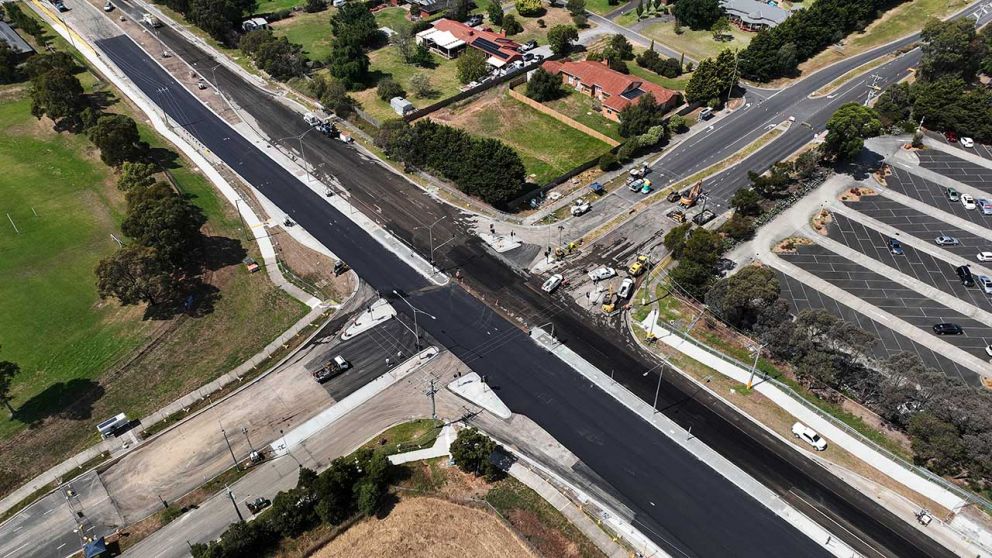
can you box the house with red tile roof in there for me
[541,59,681,122]
[415,18,523,68]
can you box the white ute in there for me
[570,198,591,216]
[541,274,564,293]
[792,422,827,451]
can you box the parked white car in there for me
[617,277,634,299]
[980,275,992,295]
[792,422,827,451]
[961,137,975,148]
[570,199,591,216]
[962,194,977,210]
[979,252,992,262]
[588,267,616,282]
[541,274,564,293]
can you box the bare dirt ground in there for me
[312,496,538,558]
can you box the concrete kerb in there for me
[629,310,967,512]
[528,327,860,558]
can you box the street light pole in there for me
[746,343,766,389]
[242,426,255,454]
[221,427,240,471]
[391,290,437,351]
[226,485,245,523]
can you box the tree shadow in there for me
[374,491,399,519]
[836,146,884,181]
[141,279,220,320]
[201,235,248,271]
[148,146,182,171]
[13,379,105,427]
[87,90,119,112]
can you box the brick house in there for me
[416,18,523,68]
[540,59,681,122]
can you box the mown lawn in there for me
[374,6,413,36]
[255,0,302,13]
[272,9,336,61]
[627,61,691,92]
[433,89,611,184]
[640,22,752,62]
[351,47,461,123]
[505,7,573,46]
[541,88,623,141]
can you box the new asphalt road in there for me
[89,20,957,555]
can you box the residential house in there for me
[416,18,522,68]
[540,59,681,122]
[0,21,34,59]
[720,0,790,31]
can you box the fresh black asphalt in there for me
[90,29,964,557]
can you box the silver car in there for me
[588,267,616,282]
[935,235,960,246]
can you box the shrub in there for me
[377,78,406,101]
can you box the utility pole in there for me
[221,427,241,471]
[725,50,740,107]
[226,485,245,523]
[746,343,766,389]
[425,378,438,420]
[242,426,255,454]
[652,365,664,413]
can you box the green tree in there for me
[450,427,503,479]
[0,360,19,416]
[304,0,326,12]
[667,113,687,133]
[377,78,405,101]
[410,72,435,98]
[717,213,755,241]
[253,36,308,80]
[607,34,634,60]
[122,196,207,267]
[704,265,780,329]
[88,114,145,167]
[331,3,385,47]
[683,227,722,267]
[663,223,691,259]
[599,152,618,171]
[502,14,523,36]
[547,24,578,57]
[684,49,736,105]
[672,0,722,30]
[729,187,761,216]
[488,1,504,26]
[710,16,730,40]
[919,18,982,82]
[313,75,357,116]
[238,29,272,57]
[748,163,792,198]
[30,68,85,130]
[635,0,643,16]
[327,39,371,90]
[909,412,966,475]
[447,0,470,20]
[669,259,716,300]
[456,48,488,84]
[873,82,913,128]
[526,67,564,101]
[118,162,158,192]
[95,245,180,306]
[314,458,361,524]
[824,103,882,161]
[515,0,544,16]
[618,93,664,137]
[186,0,258,44]
[0,42,18,85]
[268,488,317,537]
[566,0,586,16]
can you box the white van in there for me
[699,107,713,120]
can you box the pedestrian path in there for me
[388,425,454,465]
[447,372,511,419]
[341,299,396,340]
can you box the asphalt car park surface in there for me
[925,132,992,162]
[843,197,992,264]
[825,213,992,313]
[886,167,992,229]
[305,317,422,401]
[780,245,990,382]
[776,272,977,384]
[918,150,992,194]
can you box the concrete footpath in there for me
[529,327,860,558]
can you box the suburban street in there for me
[7,0,990,556]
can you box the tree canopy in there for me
[87,114,146,167]
[456,48,489,84]
[547,24,578,57]
[823,103,882,160]
[919,18,984,82]
[672,0,722,30]
[685,49,736,105]
[618,93,665,137]
[526,67,565,102]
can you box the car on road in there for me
[935,235,960,246]
[618,277,635,299]
[979,252,992,262]
[887,238,904,255]
[932,323,964,335]
[541,274,564,293]
[313,355,350,382]
[946,188,960,202]
[792,422,827,451]
[962,194,977,210]
[570,199,591,216]
[961,137,975,148]
[628,255,649,276]
[103,1,114,11]
[979,275,992,295]
[945,131,958,143]
[978,199,992,215]
[588,267,616,282]
[957,265,975,287]
[246,497,271,514]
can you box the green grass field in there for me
[374,6,413,36]
[255,0,302,13]
[434,89,611,184]
[351,47,461,123]
[627,61,691,91]
[640,22,752,62]
[541,88,622,141]
[272,10,335,61]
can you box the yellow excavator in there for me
[679,181,703,209]
[602,289,618,314]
